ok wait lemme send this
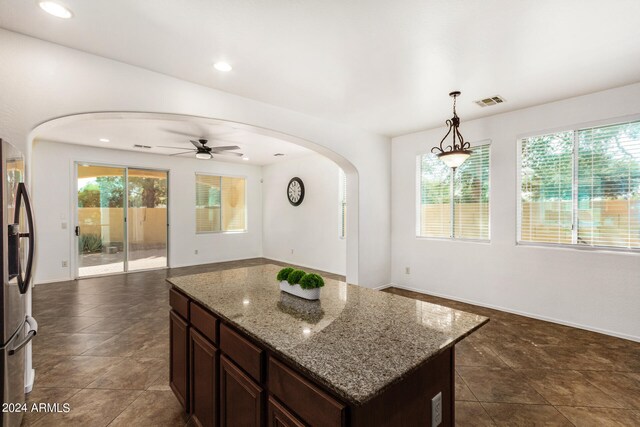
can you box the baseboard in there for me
[263,257,345,277]
[387,283,640,343]
[169,255,264,269]
[34,277,75,286]
[373,283,392,291]
[24,368,35,393]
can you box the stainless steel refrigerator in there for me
[0,139,37,427]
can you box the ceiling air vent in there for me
[273,153,285,157]
[133,144,152,149]
[474,95,506,107]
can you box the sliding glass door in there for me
[127,169,168,271]
[76,164,168,277]
[77,164,126,276]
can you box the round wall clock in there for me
[287,177,305,206]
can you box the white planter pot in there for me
[279,281,321,300]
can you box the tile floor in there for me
[386,288,640,426]
[27,259,640,426]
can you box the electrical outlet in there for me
[61,260,68,268]
[194,249,198,255]
[431,392,442,426]
[61,221,67,230]
[405,267,410,274]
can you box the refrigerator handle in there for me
[8,316,38,356]
[15,183,35,294]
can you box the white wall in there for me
[32,140,263,284]
[0,28,391,288]
[391,83,640,341]
[262,154,346,275]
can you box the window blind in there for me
[454,144,490,240]
[519,131,574,244]
[195,174,247,233]
[419,152,451,238]
[577,122,640,249]
[339,169,347,238]
[221,176,246,232]
[418,144,490,240]
[196,174,221,233]
[519,120,640,250]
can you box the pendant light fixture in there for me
[431,91,472,169]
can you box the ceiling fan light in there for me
[196,152,212,160]
[437,150,471,169]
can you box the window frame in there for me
[415,140,492,243]
[195,172,248,234]
[516,115,640,254]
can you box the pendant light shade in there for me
[437,150,471,169]
[431,91,472,168]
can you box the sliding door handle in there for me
[75,226,80,236]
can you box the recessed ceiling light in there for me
[99,138,110,143]
[38,1,73,19]
[213,62,232,72]
[242,157,249,161]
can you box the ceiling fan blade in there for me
[210,145,241,151]
[169,151,195,156]
[190,140,204,149]
[157,145,193,150]
[214,151,244,157]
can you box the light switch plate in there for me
[432,392,442,426]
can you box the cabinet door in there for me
[190,328,218,427]
[220,355,263,427]
[268,397,306,427]
[170,310,189,411]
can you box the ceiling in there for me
[35,115,313,165]
[2,0,640,136]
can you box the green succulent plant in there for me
[286,269,306,285]
[79,233,103,253]
[276,267,295,282]
[298,273,325,290]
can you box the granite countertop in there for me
[168,264,488,405]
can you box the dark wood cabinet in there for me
[190,328,219,427]
[170,310,189,412]
[267,397,306,427]
[171,286,455,427]
[268,358,345,427]
[220,355,264,427]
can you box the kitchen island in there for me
[168,264,488,427]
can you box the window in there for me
[518,120,640,250]
[339,169,347,238]
[418,143,490,240]
[195,174,246,233]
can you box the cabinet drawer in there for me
[220,324,263,382]
[268,396,306,427]
[170,288,190,320]
[268,357,345,427]
[191,302,219,344]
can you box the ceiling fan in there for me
[158,139,243,160]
